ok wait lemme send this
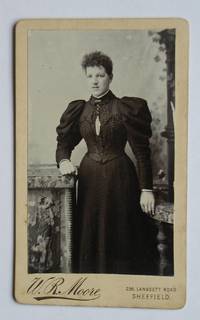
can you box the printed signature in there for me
[27,277,101,301]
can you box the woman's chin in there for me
[92,90,101,97]
[92,90,107,97]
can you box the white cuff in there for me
[59,159,70,165]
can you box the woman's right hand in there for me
[59,159,78,176]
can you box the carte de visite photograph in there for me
[15,19,188,308]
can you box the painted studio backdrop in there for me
[27,29,175,274]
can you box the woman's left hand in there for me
[140,191,155,216]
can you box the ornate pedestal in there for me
[153,203,174,276]
[28,165,75,273]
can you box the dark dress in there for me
[56,90,158,275]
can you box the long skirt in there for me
[72,153,159,275]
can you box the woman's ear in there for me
[109,74,113,82]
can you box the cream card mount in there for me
[15,18,188,309]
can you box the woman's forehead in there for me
[86,65,106,73]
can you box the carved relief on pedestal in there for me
[28,168,75,273]
[28,190,61,273]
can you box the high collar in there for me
[89,90,116,106]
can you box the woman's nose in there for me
[92,77,98,84]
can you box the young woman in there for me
[56,51,158,274]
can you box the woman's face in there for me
[85,65,112,97]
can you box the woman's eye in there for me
[87,73,105,79]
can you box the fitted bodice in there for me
[79,95,127,163]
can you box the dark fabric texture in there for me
[56,90,158,274]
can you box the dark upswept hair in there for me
[81,51,113,77]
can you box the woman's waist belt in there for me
[87,151,125,164]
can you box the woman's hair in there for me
[81,51,113,77]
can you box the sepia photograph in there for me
[15,19,188,308]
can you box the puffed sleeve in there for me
[56,100,85,167]
[120,97,153,190]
